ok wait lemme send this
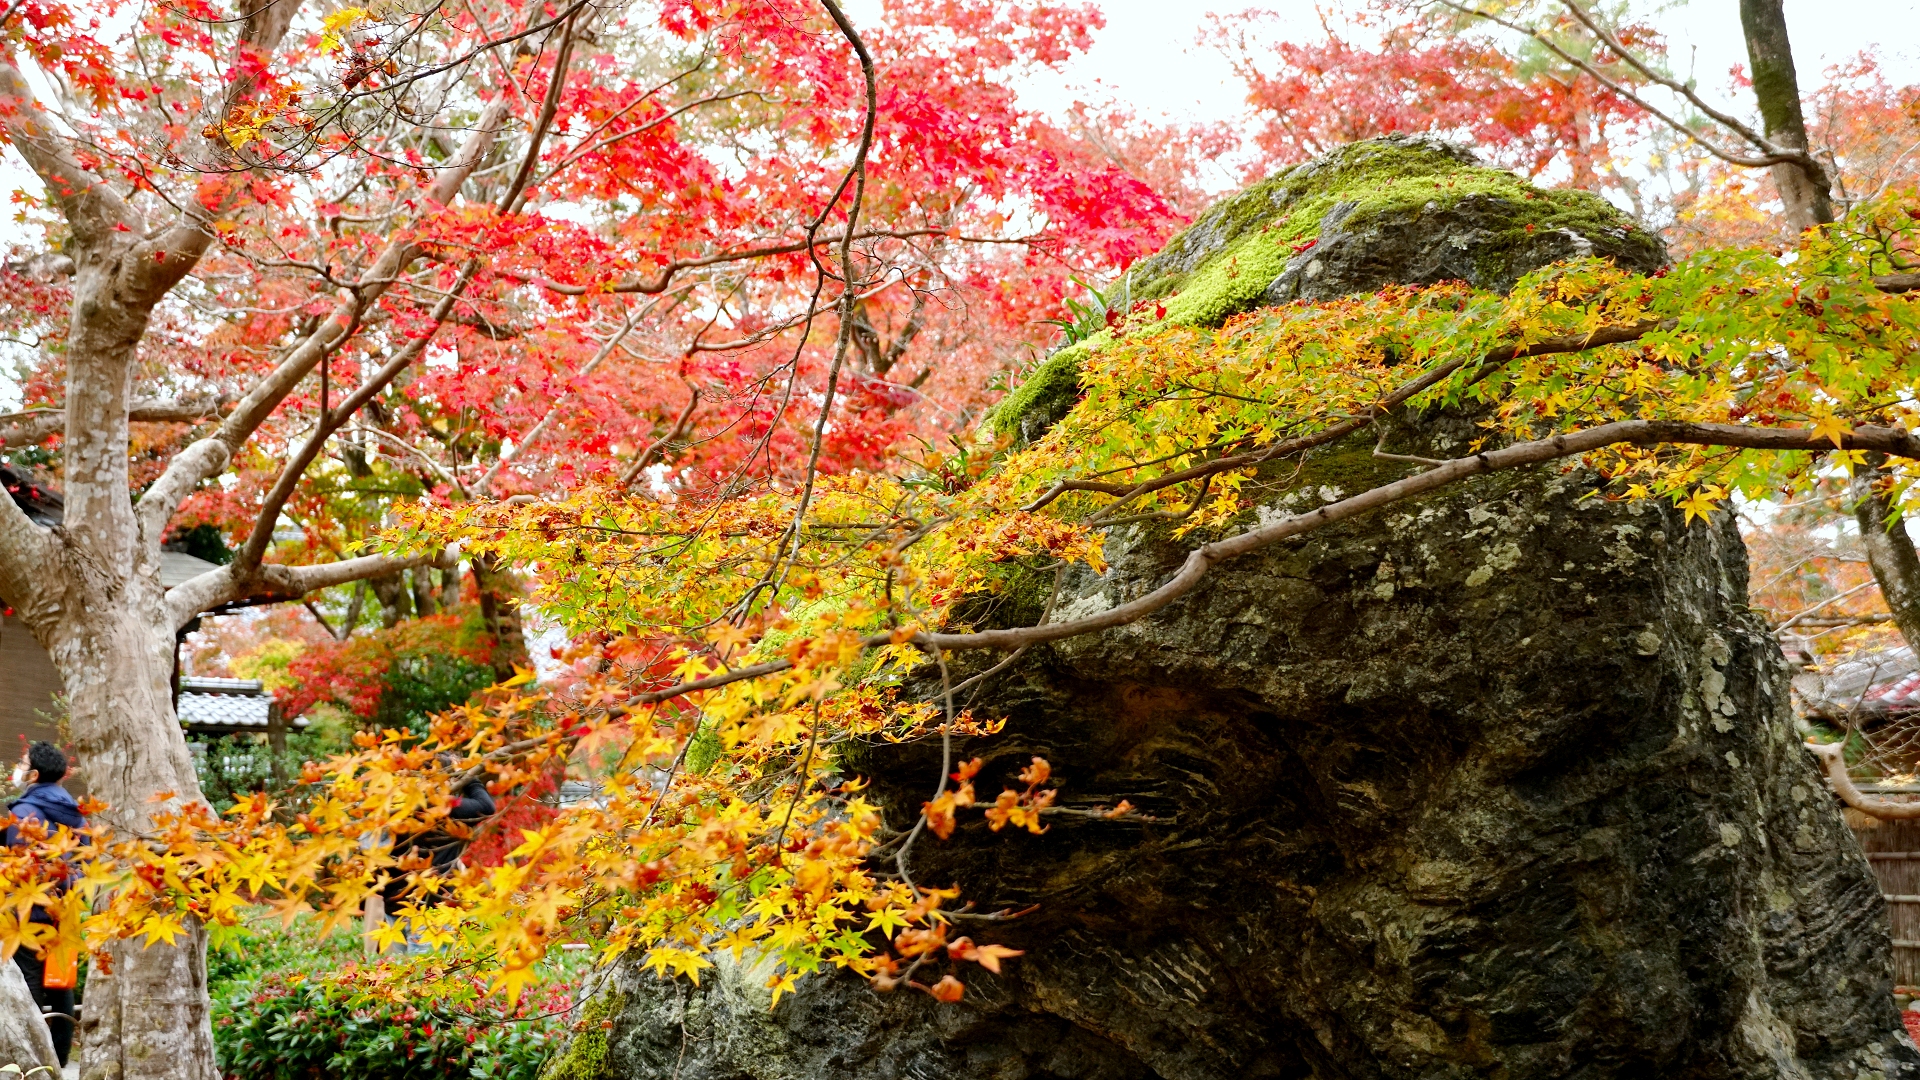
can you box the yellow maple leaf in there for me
[766,970,799,1009]
[1677,486,1726,526]
[642,946,713,984]
[492,962,539,1006]
[318,7,368,54]
[139,914,186,948]
[1810,412,1852,449]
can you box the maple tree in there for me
[1212,0,1654,190]
[5,0,1920,1070]
[3,155,1916,1034]
[0,0,1186,1068]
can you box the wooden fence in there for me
[1849,798,1920,991]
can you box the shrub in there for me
[190,715,356,814]
[212,965,574,1080]
[206,915,362,990]
[278,609,498,733]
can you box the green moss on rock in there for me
[990,340,1092,440]
[992,135,1664,443]
[541,989,627,1080]
[948,558,1059,631]
[1134,134,1656,325]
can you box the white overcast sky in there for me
[997,0,1920,125]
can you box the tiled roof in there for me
[159,552,221,589]
[179,676,264,695]
[175,676,306,731]
[1794,645,1920,719]
[178,691,276,729]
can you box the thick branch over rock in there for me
[612,420,1920,712]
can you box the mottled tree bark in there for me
[1738,0,1834,228]
[472,554,530,677]
[1851,463,1920,649]
[411,567,439,617]
[369,572,415,628]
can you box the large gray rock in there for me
[0,959,59,1074]
[560,140,1918,1080]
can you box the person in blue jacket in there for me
[6,742,85,1066]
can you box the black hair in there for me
[26,742,65,784]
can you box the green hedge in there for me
[213,968,572,1080]
[209,920,584,1080]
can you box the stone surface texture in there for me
[563,137,1918,1080]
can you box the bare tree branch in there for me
[1807,740,1920,819]
[0,63,143,242]
[1434,0,1810,172]
[431,98,512,206]
[165,548,453,630]
[1023,318,1672,514]
[474,308,639,496]
[619,386,700,488]
[504,228,990,297]
[135,105,511,543]
[499,14,578,215]
[228,261,481,580]
[0,396,231,447]
[0,477,58,622]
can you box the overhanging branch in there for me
[604,419,1920,713]
[165,548,456,632]
[0,396,231,448]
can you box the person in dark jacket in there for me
[377,776,495,950]
[6,742,84,1065]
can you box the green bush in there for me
[212,966,573,1080]
[209,918,586,1080]
[191,718,355,814]
[206,915,362,990]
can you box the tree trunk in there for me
[471,555,529,678]
[36,601,219,1080]
[17,256,222,1080]
[410,567,437,617]
[368,572,413,628]
[79,929,215,1080]
[1852,464,1920,649]
[1738,0,1835,228]
[44,587,219,1080]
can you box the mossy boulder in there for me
[540,988,627,1080]
[572,138,1913,1079]
[991,134,1665,443]
[583,426,1916,1080]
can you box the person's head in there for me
[21,742,65,786]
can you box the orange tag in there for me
[41,944,76,990]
